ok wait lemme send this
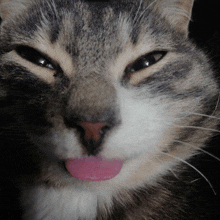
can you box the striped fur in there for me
[1,0,219,219]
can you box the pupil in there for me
[145,55,156,66]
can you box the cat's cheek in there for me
[103,92,173,158]
[98,153,169,190]
[30,128,83,160]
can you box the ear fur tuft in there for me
[0,0,30,21]
[153,0,194,37]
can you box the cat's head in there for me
[0,0,219,192]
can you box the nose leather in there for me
[78,122,106,141]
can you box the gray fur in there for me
[0,0,219,219]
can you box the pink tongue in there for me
[65,156,123,181]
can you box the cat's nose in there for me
[63,110,119,155]
[78,122,108,141]
[75,121,112,156]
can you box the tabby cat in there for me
[1,0,220,219]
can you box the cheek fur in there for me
[31,126,82,160]
[104,87,175,158]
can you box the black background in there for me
[189,0,220,76]
[189,0,220,218]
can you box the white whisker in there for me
[173,140,220,162]
[155,156,180,180]
[133,0,143,24]
[186,112,220,120]
[134,0,158,25]
[211,92,220,116]
[127,5,135,21]
[160,152,216,195]
[168,168,179,180]
[175,125,220,133]
[190,178,200,183]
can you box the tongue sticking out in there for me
[65,156,123,181]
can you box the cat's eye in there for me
[15,46,55,70]
[124,51,167,77]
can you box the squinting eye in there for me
[124,51,167,77]
[15,46,55,70]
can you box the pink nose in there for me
[78,122,106,141]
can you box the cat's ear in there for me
[0,0,8,20]
[153,0,194,37]
[0,0,28,21]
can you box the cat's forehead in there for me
[37,0,140,52]
[7,0,160,51]
[11,0,159,73]
[1,0,176,80]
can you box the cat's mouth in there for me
[64,156,124,181]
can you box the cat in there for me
[0,0,220,219]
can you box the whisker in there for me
[168,168,180,180]
[186,112,220,120]
[133,0,143,24]
[211,92,220,116]
[173,140,220,162]
[174,125,220,133]
[160,152,216,195]
[155,156,180,180]
[160,120,220,133]
[127,5,135,20]
[190,178,200,183]
[134,0,158,25]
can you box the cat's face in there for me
[0,0,218,191]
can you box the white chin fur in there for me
[23,186,99,220]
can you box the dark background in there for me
[189,0,220,76]
[189,0,220,218]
